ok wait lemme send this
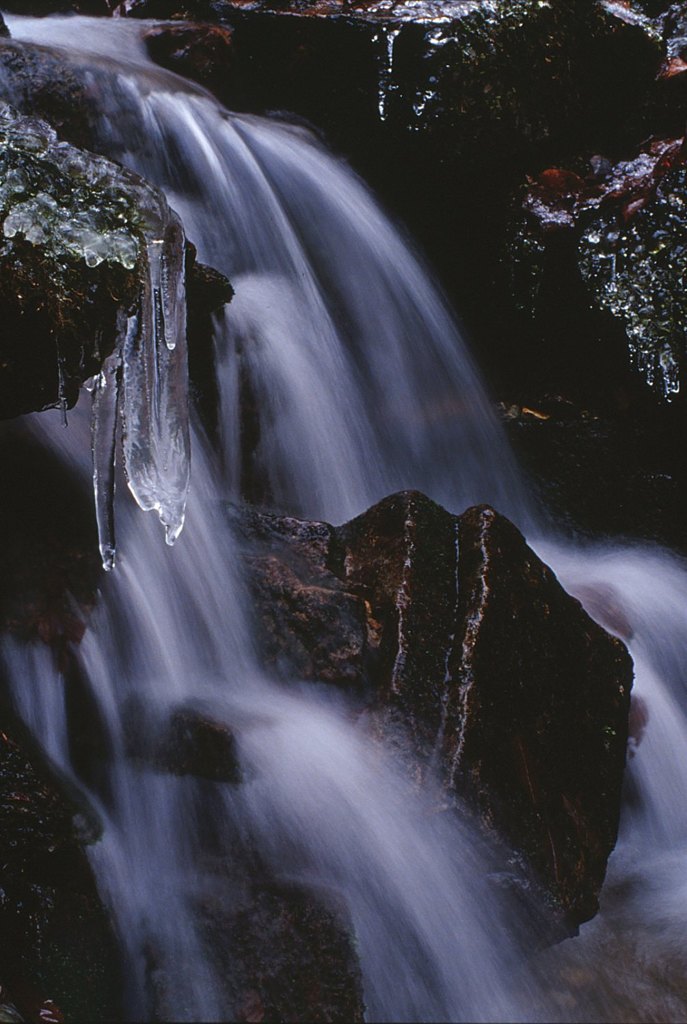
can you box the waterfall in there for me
[2,13,687,1023]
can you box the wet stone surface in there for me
[0,720,121,1021]
[513,135,687,400]
[0,105,142,419]
[231,490,633,930]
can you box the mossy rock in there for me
[0,106,150,418]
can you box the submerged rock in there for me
[0,719,120,1021]
[124,702,243,782]
[232,491,633,929]
[206,882,365,1024]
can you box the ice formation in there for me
[0,105,190,567]
[578,169,687,400]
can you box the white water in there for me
[2,14,687,1023]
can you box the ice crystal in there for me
[0,106,190,567]
[578,169,687,399]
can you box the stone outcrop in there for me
[232,491,633,929]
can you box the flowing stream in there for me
[2,14,687,1023]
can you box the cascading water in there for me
[2,13,687,1024]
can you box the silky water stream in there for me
[2,15,687,1023]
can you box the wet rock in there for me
[448,505,632,927]
[161,708,241,782]
[0,427,100,649]
[126,703,242,782]
[503,397,687,554]
[0,1,116,14]
[0,39,116,153]
[143,22,234,99]
[233,491,632,929]
[186,241,234,438]
[209,883,365,1023]
[0,48,233,423]
[0,107,142,420]
[120,0,667,421]
[230,505,368,688]
[125,0,659,164]
[514,135,687,400]
[0,720,120,1021]
[334,490,460,744]
[123,0,237,17]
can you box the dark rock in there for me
[206,883,365,1023]
[186,241,234,438]
[0,720,120,1021]
[125,703,242,782]
[143,22,234,100]
[0,39,115,153]
[513,134,687,401]
[120,0,665,417]
[0,1,116,14]
[503,397,687,555]
[123,0,236,17]
[0,426,100,649]
[230,504,368,688]
[333,490,460,744]
[232,491,633,929]
[161,708,241,782]
[0,16,8,39]
[0,50,233,423]
[0,107,146,420]
[447,504,632,927]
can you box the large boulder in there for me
[232,491,633,929]
[446,504,632,926]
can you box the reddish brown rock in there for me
[143,22,234,98]
[446,505,632,927]
[522,136,687,235]
[231,505,368,688]
[232,492,633,929]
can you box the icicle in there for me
[56,347,69,427]
[160,214,186,352]
[121,211,190,546]
[91,334,122,572]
